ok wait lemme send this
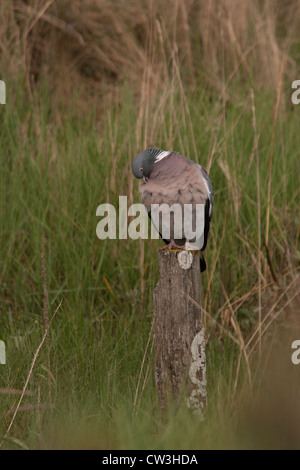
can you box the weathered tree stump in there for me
[153,249,206,418]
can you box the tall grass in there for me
[0,0,299,449]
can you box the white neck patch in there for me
[155,150,170,162]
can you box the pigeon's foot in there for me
[183,241,200,251]
[160,240,183,252]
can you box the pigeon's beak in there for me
[143,176,149,183]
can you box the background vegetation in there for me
[0,0,299,449]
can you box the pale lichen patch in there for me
[187,327,206,419]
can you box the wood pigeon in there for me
[132,148,214,272]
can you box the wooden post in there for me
[153,250,206,418]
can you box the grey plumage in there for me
[132,148,214,271]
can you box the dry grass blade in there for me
[0,388,34,396]
[248,288,299,357]
[221,283,252,395]
[0,299,62,449]
[135,337,155,416]
[245,277,298,355]
[14,2,85,44]
[250,88,262,357]
[5,404,54,416]
[25,0,55,36]
[233,350,243,398]
[264,53,287,258]
[183,292,240,346]
[133,319,154,416]
[204,208,228,325]
[41,235,52,408]
[0,327,49,449]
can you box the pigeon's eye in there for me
[139,168,143,172]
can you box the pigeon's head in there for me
[132,148,169,182]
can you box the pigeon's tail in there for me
[200,252,206,272]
